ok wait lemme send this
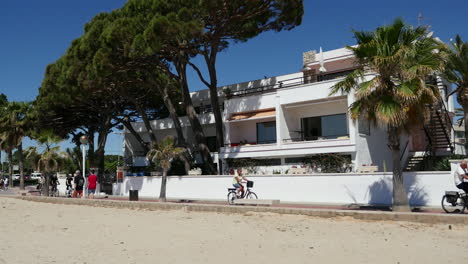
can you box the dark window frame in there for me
[301,113,349,140]
[256,121,277,144]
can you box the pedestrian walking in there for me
[4,177,9,190]
[87,169,97,199]
[72,170,84,198]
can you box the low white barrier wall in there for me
[113,171,455,207]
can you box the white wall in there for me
[229,117,276,144]
[354,123,410,172]
[455,143,466,155]
[113,171,453,207]
[281,99,348,141]
[225,93,277,115]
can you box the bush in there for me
[168,157,188,176]
[431,154,467,171]
[304,154,352,173]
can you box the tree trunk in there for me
[74,142,83,171]
[205,53,225,175]
[157,85,190,174]
[137,105,158,144]
[457,88,468,153]
[87,130,95,171]
[176,62,217,175]
[18,143,25,190]
[179,153,191,175]
[158,85,187,146]
[388,126,410,212]
[8,149,13,188]
[462,104,468,154]
[42,173,50,196]
[95,118,112,184]
[160,168,167,202]
[122,119,149,153]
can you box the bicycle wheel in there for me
[246,192,258,199]
[227,191,237,205]
[441,195,465,214]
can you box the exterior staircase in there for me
[424,100,454,154]
[404,152,426,171]
[404,99,454,171]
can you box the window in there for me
[256,159,281,166]
[317,69,355,82]
[303,69,317,84]
[285,157,305,164]
[256,121,277,144]
[204,104,213,113]
[301,114,348,140]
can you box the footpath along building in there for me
[122,46,456,174]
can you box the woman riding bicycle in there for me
[232,169,249,198]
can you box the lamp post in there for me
[80,135,88,199]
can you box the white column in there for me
[82,144,87,199]
[275,95,282,146]
[347,92,356,145]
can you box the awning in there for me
[228,108,276,121]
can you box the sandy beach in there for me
[0,197,467,264]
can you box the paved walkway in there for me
[4,185,450,215]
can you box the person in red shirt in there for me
[87,169,98,199]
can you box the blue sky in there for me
[1,0,467,159]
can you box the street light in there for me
[80,135,88,199]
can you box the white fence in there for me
[113,171,455,207]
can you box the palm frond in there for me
[146,136,185,170]
[329,69,365,95]
[332,18,444,131]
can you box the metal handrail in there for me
[400,140,409,161]
[439,99,454,130]
[423,126,433,146]
[436,99,455,152]
[229,69,357,98]
[283,135,350,142]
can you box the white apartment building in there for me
[123,46,455,174]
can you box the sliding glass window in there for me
[302,114,348,140]
[256,121,277,144]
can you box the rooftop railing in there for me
[228,69,356,98]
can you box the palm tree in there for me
[34,132,62,196]
[24,146,41,173]
[444,35,468,151]
[330,18,445,211]
[0,94,7,175]
[146,136,185,202]
[0,101,31,189]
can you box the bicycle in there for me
[65,185,73,198]
[49,183,59,197]
[441,191,467,213]
[227,181,258,205]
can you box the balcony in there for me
[283,135,350,143]
[227,69,357,98]
[221,132,354,158]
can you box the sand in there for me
[0,197,467,264]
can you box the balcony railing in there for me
[225,140,277,147]
[228,69,356,98]
[283,135,350,143]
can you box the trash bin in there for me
[129,190,138,201]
